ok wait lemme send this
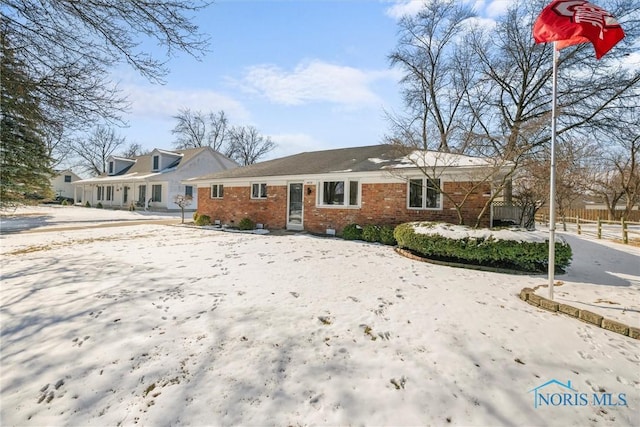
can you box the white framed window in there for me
[211,184,223,199]
[64,175,72,183]
[97,186,104,201]
[108,161,114,175]
[251,183,267,199]
[185,185,193,198]
[151,184,162,202]
[319,180,359,207]
[106,186,113,201]
[152,155,160,170]
[408,178,441,209]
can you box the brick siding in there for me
[197,181,491,233]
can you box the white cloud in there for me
[236,60,398,108]
[462,16,497,31]
[620,51,640,71]
[385,0,425,19]
[122,84,250,121]
[485,0,510,17]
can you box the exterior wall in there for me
[198,181,491,233]
[51,170,80,199]
[198,186,288,228]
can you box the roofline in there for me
[185,164,513,186]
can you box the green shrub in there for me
[238,217,255,231]
[362,224,381,243]
[379,225,397,246]
[341,223,363,240]
[194,214,211,226]
[128,203,135,211]
[394,222,572,273]
[96,202,103,209]
[61,199,68,206]
[193,212,199,222]
[85,201,91,208]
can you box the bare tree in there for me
[172,109,207,148]
[207,110,229,152]
[43,125,73,169]
[588,107,640,220]
[172,109,229,151]
[1,0,210,131]
[388,0,476,153]
[465,0,639,160]
[71,125,126,176]
[120,142,148,158]
[174,194,193,224]
[387,0,639,227]
[227,125,276,166]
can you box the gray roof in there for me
[110,147,212,176]
[196,144,409,180]
[193,144,498,181]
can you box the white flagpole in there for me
[548,42,559,300]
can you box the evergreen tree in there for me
[1,32,53,205]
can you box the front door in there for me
[287,182,304,230]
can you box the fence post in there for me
[577,215,581,235]
[562,215,567,232]
[622,217,628,244]
[597,217,602,239]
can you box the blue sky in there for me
[115,0,513,159]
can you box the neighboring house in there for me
[51,169,82,200]
[74,147,237,210]
[187,144,511,233]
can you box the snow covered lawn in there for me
[1,207,639,426]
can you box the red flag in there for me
[533,0,625,59]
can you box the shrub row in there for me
[341,224,397,246]
[394,222,572,273]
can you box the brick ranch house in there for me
[187,144,512,234]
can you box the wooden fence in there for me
[536,208,640,222]
[535,214,640,244]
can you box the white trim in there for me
[317,179,361,208]
[406,177,443,211]
[286,182,304,231]
[210,184,224,199]
[250,182,268,199]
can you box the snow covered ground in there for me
[1,206,639,426]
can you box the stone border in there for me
[519,288,639,340]
[395,248,538,276]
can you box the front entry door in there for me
[287,182,304,230]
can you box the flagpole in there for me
[548,41,559,300]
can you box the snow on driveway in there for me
[1,208,639,426]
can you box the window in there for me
[185,186,193,198]
[151,184,162,202]
[251,183,267,199]
[319,180,359,207]
[108,161,114,174]
[152,155,160,170]
[97,186,104,201]
[408,178,441,209]
[210,184,223,199]
[106,186,113,201]
[64,175,72,183]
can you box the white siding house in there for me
[51,169,82,200]
[73,147,237,210]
